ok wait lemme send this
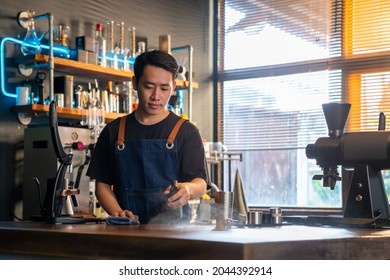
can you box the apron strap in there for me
[166,118,186,149]
[117,116,127,150]
[117,116,187,150]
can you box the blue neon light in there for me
[1,37,23,98]
[1,37,70,99]
[1,36,135,99]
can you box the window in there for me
[218,0,390,209]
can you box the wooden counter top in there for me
[1,221,390,259]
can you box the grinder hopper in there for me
[322,102,351,138]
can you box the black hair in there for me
[133,50,178,84]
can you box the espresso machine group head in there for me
[305,102,390,223]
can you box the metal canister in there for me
[270,207,283,224]
[74,85,82,109]
[159,34,171,54]
[214,191,234,230]
[55,93,64,107]
[248,210,263,226]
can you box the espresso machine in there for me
[304,102,390,227]
[23,111,94,221]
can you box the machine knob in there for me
[305,144,315,159]
[71,141,84,150]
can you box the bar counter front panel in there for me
[0,221,390,259]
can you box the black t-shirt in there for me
[86,111,207,186]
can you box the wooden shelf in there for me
[14,55,198,123]
[12,104,126,123]
[176,79,199,88]
[22,54,133,82]
[21,54,198,88]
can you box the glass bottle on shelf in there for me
[136,41,146,56]
[94,23,106,67]
[88,82,105,141]
[118,81,132,114]
[52,24,71,59]
[132,86,139,112]
[107,81,117,113]
[114,83,120,113]
[128,27,136,70]
[56,24,70,47]
[88,179,96,215]
[80,83,92,127]
[106,21,118,69]
[101,87,109,114]
[21,16,41,56]
[116,22,128,71]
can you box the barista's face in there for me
[133,65,176,118]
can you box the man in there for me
[87,50,207,224]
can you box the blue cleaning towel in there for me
[106,215,139,225]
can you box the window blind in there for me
[343,0,390,132]
[218,0,390,150]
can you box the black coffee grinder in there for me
[305,102,390,227]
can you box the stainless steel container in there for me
[214,191,234,230]
[248,210,263,226]
[270,207,283,224]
